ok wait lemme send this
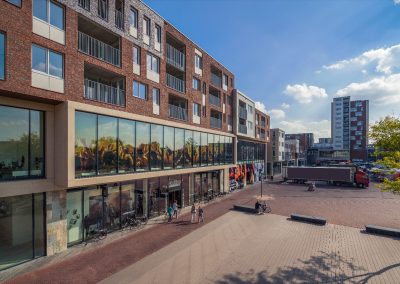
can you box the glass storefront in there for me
[0,105,44,181]
[75,111,234,178]
[0,193,45,270]
[237,140,266,165]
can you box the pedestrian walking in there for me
[173,200,178,219]
[167,204,173,223]
[198,205,204,223]
[191,204,196,223]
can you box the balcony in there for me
[211,72,222,88]
[166,44,185,71]
[210,117,222,129]
[169,104,187,121]
[239,124,247,134]
[84,79,125,106]
[209,94,220,107]
[167,73,185,93]
[239,107,247,120]
[260,133,266,140]
[78,31,120,67]
[261,121,266,128]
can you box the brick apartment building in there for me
[0,0,247,269]
[284,133,314,165]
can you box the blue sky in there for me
[144,0,400,139]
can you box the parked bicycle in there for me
[86,226,108,243]
[255,200,271,214]
[122,210,142,230]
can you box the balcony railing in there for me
[166,73,185,93]
[78,31,120,67]
[209,94,220,107]
[210,117,222,129]
[169,104,187,121]
[115,10,124,30]
[239,107,247,120]
[84,79,125,106]
[239,124,247,134]
[166,44,185,71]
[211,73,222,87]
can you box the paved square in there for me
[102,212,400,284]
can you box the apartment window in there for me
[227,95,232,106]
[248,105,253,114]
[133,81,147,100]
[202,82,206,95]
[192,77,200,90]
[193,103,201,117]
[202,106,207,117]
[195,54,202,69]
[153,88,160,105]
[33,0,65,30]
[248,121,253,129]
[129,7,138,28]
[78,0,90,10]
[6,0,22,6]
[133,46,140,64]
[223,74,228,86]
[155,24,161,43]
[0,32,4,80]
[32,45,63,78]
[146,53,159,73]
[143,17,151,36]
[98,0,108,20]
[230,78,234,88]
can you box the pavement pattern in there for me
[2,182,400,283]
[101,212,400,284]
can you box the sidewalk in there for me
[1,185,260,284]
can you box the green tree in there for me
[370,116,400,193]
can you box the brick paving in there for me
[102,212,400,284]
[2,182,400,284]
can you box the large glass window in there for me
[193,132,200,167]
[67,190,83,244]
[213,135,220,165]
[200,132,208,166]
[148,178,165,217]
[129,7,138,29]
[33,0,65,30]
[97,116,117,175]
[0,106,44,181]
[147,53,160,74]
[32,45,63,78]
[133,46,140,65]
[150,124,163,171]
[143,17,150,36]
[83,187,103,238]
[163,127,174,170]
[0,33,4,80]
[184,130,193,167]
[0,193,45,271]
[133,81,147,100]
[174,128,184,168]
[104,185,121,231]
[75,112,97,178]
[226,137,233,164]
[118,119,135,173]
[219,136,225,165]
[135,122,150,171]
[208,134,214,165]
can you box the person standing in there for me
[173,200,178,219]
[191,204,197,223]
[167,204,173,223]
[198,205,204,223]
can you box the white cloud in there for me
[268,109,286,119]
[336,73,400,106]
[284,83,328,104]
[279,120,330,140]
[255,101,267,113]
[281,102,290,109]
[323,44,400,74]
[394,0,400,5]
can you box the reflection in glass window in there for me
[200,132,208,166]
[33,0,65,30]
[118,119,135,173]
[193,132,200,167]
[163,126,174,169]
[104,185,121,231]
[75,112,97,178]
[150,124,163,170]
[50,1,65,30]
[0,106,44,181]
[0,33,5,80]
[32,45,64,78]
[208,134,214,165]
[32,45,47,73]
[133,46,140,64]
[83,187,103,238]
[213,135,220,165]
[6,0,22,6]
[67,190,83,244]
[184,130,193,167]
[174,128,184,168]
[133,81,147,100]
[226,137,233,164]
[129,7,138,29]
[98,116,117,175]
[33,0,48,22]
[48,50,63,78]
[136,122,150,171]
[219,136,225,165]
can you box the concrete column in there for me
[46,190,67,256]
[223,169,229,192]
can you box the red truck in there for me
[282,165,369,188]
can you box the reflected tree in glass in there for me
[184,130,193,167]
[75,111,97,177]
[174,128,184,168]
[193,132,200,167]
[163,126,174,169]
[136,122,150,171]
[150,124,163,170]
[98,116,117,175]
[118,119,135,173]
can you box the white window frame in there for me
[147,53,159,74]
[133,46,140,64]
[31,44,64,79]
[195,54,202,69]
[143,17,151,36]
[153,88,160,105]
[129,7,138,28]
[33,0,65,31]
[193,103,201,117]
[155,24,161,43]
[133,80,147,100]
[192,77,200,90]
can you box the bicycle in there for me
[86,226,108,242]
[257,201,272,214]
[122,211,141,230]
